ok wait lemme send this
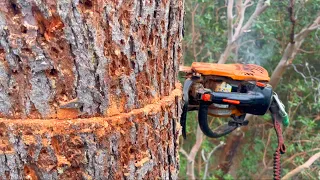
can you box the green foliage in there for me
[223,174,234,180]
[212,170,234,180]
[297,116,317,130]
[179,151,188,179]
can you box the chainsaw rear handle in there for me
[198,85,273,115]
[197,86,272,138]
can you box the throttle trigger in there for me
[228,119,249,127]
[228,115,249,127]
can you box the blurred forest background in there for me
[178,0,320,179]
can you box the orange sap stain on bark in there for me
[56,109,80,119]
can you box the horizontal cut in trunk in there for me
[0,88,182,179]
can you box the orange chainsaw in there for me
[180,62,289,180]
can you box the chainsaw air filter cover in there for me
[191,62,270,82]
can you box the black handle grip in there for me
[181,103,189,139]
[180,79,194,139]
[198,102,237,138]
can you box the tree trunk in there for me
[0,0,184,179]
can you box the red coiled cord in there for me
[273,149,281,180]
[273,117,286,180]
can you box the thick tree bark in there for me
[0,0,184,179]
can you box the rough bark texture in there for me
[0,0,184,179]
[0,89,182,179]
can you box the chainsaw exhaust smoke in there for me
[236,32,277,66]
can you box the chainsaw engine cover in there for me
[191,62,270,81]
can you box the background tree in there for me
[180,0,320,179]
[0,0,184,179]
